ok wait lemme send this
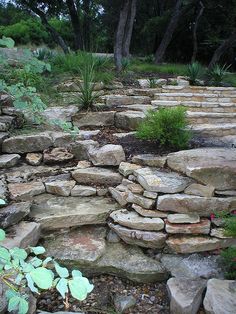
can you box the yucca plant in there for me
[207,63,231,86]
[187,62,202,85]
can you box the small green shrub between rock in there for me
[136,107,191,149]
[187,62,202,85]
[207,63,231,86]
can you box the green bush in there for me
[136,107,191,149]
[187,62,202,85]
[207,63,231,86]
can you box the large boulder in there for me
[89,144,125,166]
[2,132,53,153]
[167,148,236,190]
[167,277,206,314]
[30,194,119,230]
[134,168,192,193]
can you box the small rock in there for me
[0,201,31,228]
[71,185,97,197]
[132,204,168,218]
[167,213,200,224]
[210,228,229,239]
[45,180,76,196]
[89,144,125,166]
[26,153,43,166]
[0,154,21,168]
[0,176,7,200]
[185,183,215,197]
[109,187,128,206]
[106,229,121,243]
[132,154,167,167]
[43,147,74,164]
[143,191,158,199]
[8,181,45,200]
[165,219,211,235]
[77,160,92,169]
[114,295,136,313]
[97,188,108,196]
[118,162,141,176]
[127,192,155,209]
[127,183,144,194]
[70,140,99,160]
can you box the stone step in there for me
[154,92,236,103]
[190,123,236,137]
[115,111,145,130]
[162,85,236,95]
[151,100,236,113]
[103,95,151,106]
[187,112,236,124]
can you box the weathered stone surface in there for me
[70,140,99,160]
[157,194,236,216]
[165,219,211,235]
[108,187,128,206]
[89,144,125,166]
[8,181,45,200]
[0,201,31,228]
[143,191,158,199]
[132,154,167,167]
[167,148,236,190]
[134,168,192,193]
[110,209,164,231]
[118,162,141,176]
[210,228,230,239]
[71,185,96,197]
[215,190,236,196]
[0,282,7,314]
[166,235,236,253]
[109,222,167,249]
[161,254,224,279]
[72,167,122,186]
[0,176,7,200]
[50,131,73,147]
[115,111,145,130]
[167,213,200,224]
[204,279,236,314]
[43,147,74,164]
[45,180,76,196]
[185,183,215,197]
[106,229,121,243]
[167,277,206,314]
[114,295,136,313]
[44,226,107,264]
[127,183,144,194]
[26,153,43,166]
[127,192,155,209]
[76,160,92,169]
[1,221,41,249]
[73,111,115,127]
[132,204,168,218]
[2,133,53,153]
[97,187,108,196]
[41,105,78,122]
[0,154,20,168]
[30,194,119,230]
[105,95,150,106]
[77,129,101,140]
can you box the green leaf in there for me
[0,247,11,262]
[56,278,68,299]
[25,273,39,294]
[0,199,6,206]
[55,263,69,278]
[21,261,35,273]
[18,297,29,314]
[30,246,46,255]
[68,277,94,301]
[0,36,15,48]
[8,296,20,311]
[0,229,5,241]
[6,289,18,300]
[30,257,42,267]
[10,248,27,260]
[42,257,52,266]
[30,267,53,290]
[15,274,24,285]
[72,270,82,278]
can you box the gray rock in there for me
[41,105,78,122]
[72,167,122,186]
[157,194,236,217]
[0,176,7,201]
[2,132,53,153]
[30,194,119,230]
[89,144,125,166]
[167,277,206,314]
[108,187,128,206]
[118,162,141,176]
[0,282,7,314]
[71,185,97,197]
[0,154,21,168]
[204,279,236,314]
[0,201,31,228]
[134,167,192,193]
[70,140,99,160]
[143,191,158,199]
[161,254,224,279]
[106,229,121,243]
[26,152,43,166]
[167,213,200,224]
[77,129,101,140]
[8,181,45,200]
[73,111,115,127]
[115,111,145,130]
[127,192,155,209]
[110,209,164,231]
[114,295,136,313]
[1,221,41,249]
[215,190,236,196]
[132,204,168,218]
[45,180,76,196]
[167,148,236,190]
[109,222,167,249]
[132,154,167,168]
[185,183,215,197]
[43,147,74,164]
[127,183,144,194]
[165,219,211,235]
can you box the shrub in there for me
[187,62,202,85]
[136,107,191,149]
[207,63,231,86]
[0,228,93,314]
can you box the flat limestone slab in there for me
[165,219,210,235]
[30,194,119,230]
[167,148,236,190]
[134,167,192,193]
[110,209,164,231]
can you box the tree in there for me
[122,0,137,57]
[155,0,183,64]
[65,0,83,50]
[191,0,204,62]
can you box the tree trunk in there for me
[122,0,137,58]
[114,0,130,72]
[83,0,91,51]
[209,30,236,68]
[155,0,183,64]
[20,0,69,54]
[66,0,83,50]
[191,1,204,63]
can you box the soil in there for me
[37,274,170,314]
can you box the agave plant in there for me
[207,63,231,86]
[187,62,202,85]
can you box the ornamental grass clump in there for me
[136,107,191,149]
